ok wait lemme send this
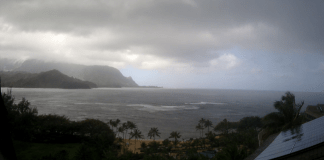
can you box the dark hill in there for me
[13,60,138,88]
[0,70,97,89]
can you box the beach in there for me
[120,139,164,154]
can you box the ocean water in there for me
[2,88,324,139]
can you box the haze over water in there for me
[4,88,324,139]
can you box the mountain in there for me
[1,59,138,88]
[0,70,97,89]
[0,58,24,71]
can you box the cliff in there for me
[0,70,97,89]
[12,59,138,88]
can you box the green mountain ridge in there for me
[0,70,97,89]
[11,59,139,88]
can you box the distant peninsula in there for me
[0,70,97,89]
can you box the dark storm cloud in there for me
[0,0,323,67]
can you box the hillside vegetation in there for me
[13,59,138,88]
[0,70,97,89]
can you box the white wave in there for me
[185,106,200,110]
[74,103,91,105]
[95,103,109,105]
[128,104,200,112]
[74,102,119,106]
[187,102,227,105]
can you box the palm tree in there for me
[147,127,161,141]
[108,119,121,134]
[108,119,114,131]
[122,122,128,140]
[263,92,304,131]
[129,129,143,152]
[169,131,181,148]
[127,121,137,132]
[199,118,206,136]
[117,126,125,139]
[115,118,121,132]
[127,121,137,143]
[195,123,203,138]
[204,119,213,133]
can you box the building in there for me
[254,116,324,160]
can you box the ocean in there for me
[2,88,324,140]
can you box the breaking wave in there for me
[128,104,200,112]
[186,102,227,105]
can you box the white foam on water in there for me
[74,103,91,105]
[74,102,120,106]
[99,107,117,111]
[186,102,227,105]
[95,103,108,105]
[128,104,200,112]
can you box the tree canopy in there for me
[263,92,304,131]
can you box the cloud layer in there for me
[1,1,323,69]
[0,0,324,90]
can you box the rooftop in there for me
[305,104,324,120]
[254,116,324,160]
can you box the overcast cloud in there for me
[0,0,324,91]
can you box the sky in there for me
[0,0,324,91]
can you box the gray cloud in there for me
[0,0,323,70]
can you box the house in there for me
[254,116,324,160]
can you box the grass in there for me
[13,141,81,160]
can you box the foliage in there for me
[129,128,143,151]
[147,141,161,153]
[35,114,77,143]
[102,150,119,160]
[36,114,70,133]
[2,90,38,141]
[147,127,161,141]
[263,92,304,133]
[196,123,204,138]
[115,151,144,160]
[108,119,120,133]
[214,119,239,134]
[13,141,80,160]
[169,131,181,147]
[163,138,171,147]
[237,116,262,131]
[140,142,147,150]
[143,154,171,160]
[38,150,69,160]
[215,144,249,160]
[206,131,218,148]
[74,144,95,160]
[125,121,136,140]
[14,98,38,141]
[0,70,97,89]
[216,129,259,155]
[122,122,129,139]
[86,132,116,158]
[204,119,213,132]
[78,118,112,138]
[117,126,125,139]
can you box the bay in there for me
[2,87,324,139]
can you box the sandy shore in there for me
[121,139,164,153]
